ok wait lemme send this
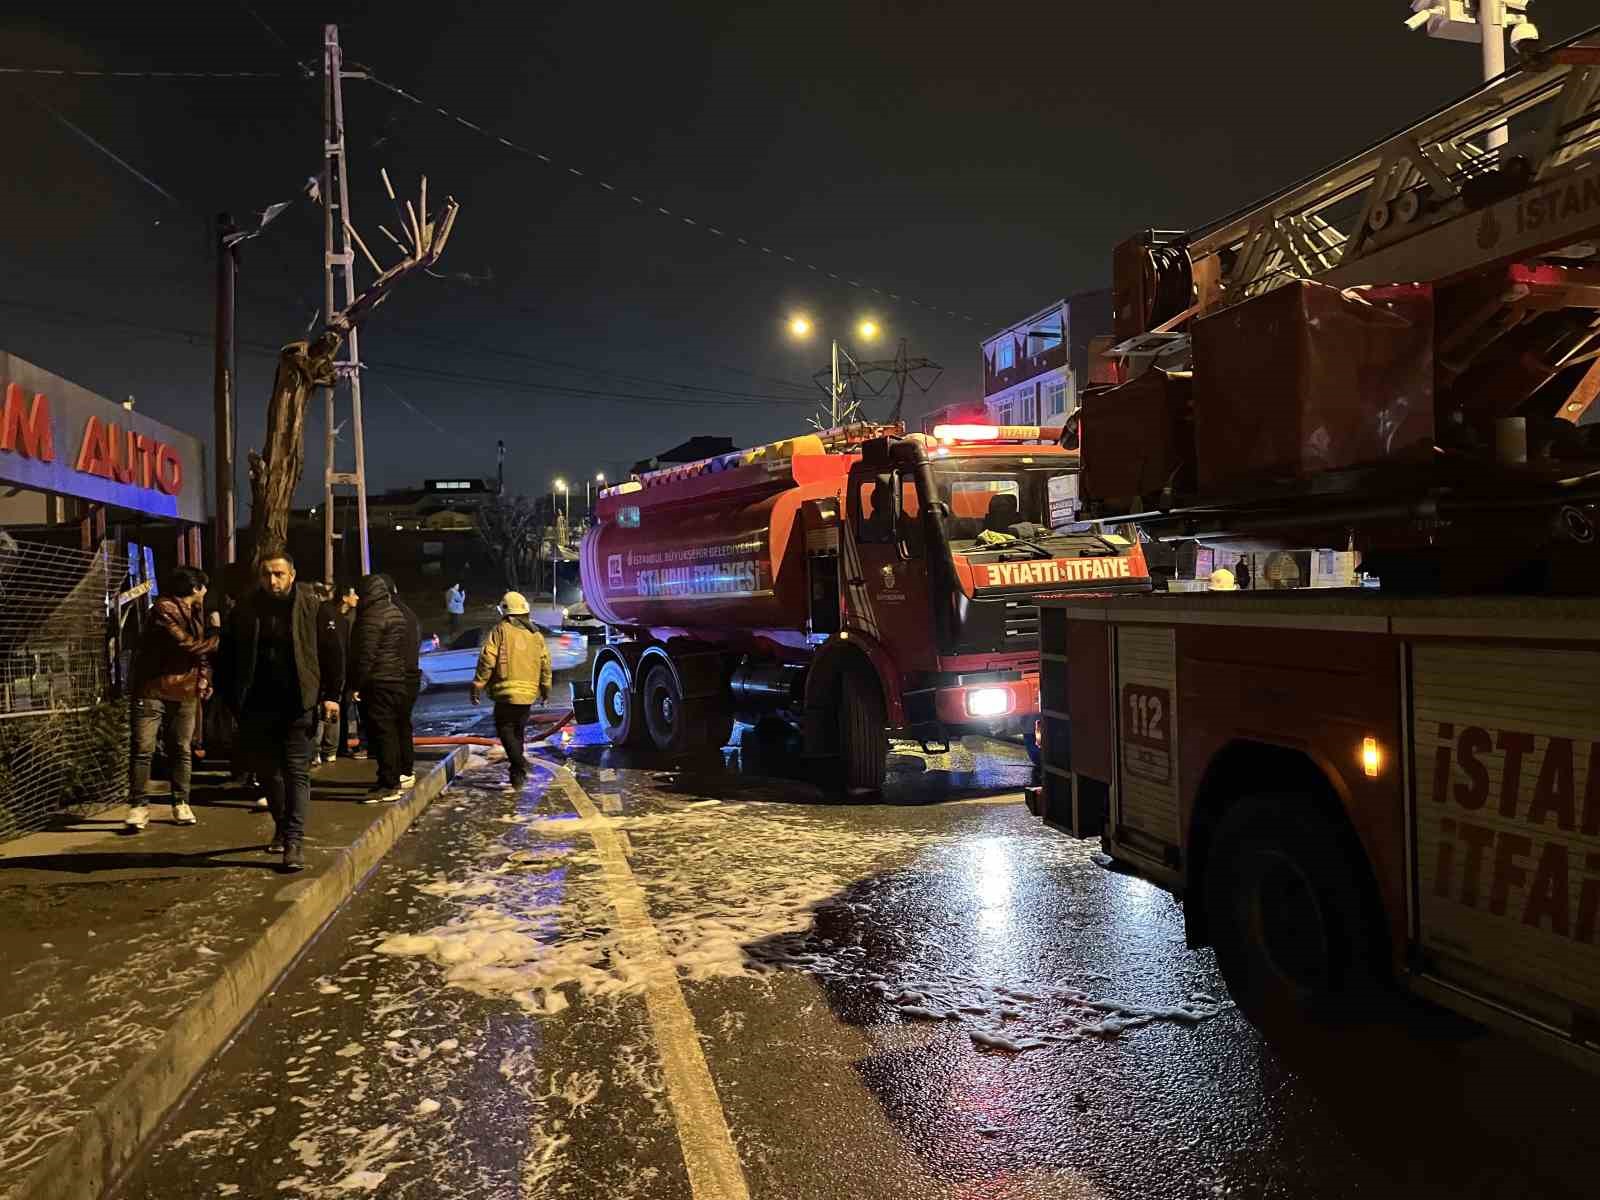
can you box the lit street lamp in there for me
[787,313,882,425]
[587,471,606,511]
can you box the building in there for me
[979,290,1113,426]
[631,436,735,476]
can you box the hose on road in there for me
[413,708,576,748]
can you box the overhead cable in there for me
[358,70,980,325]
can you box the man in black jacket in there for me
[380,574,422,787]
[218,552,342,871]
[350,573,410,802]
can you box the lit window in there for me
[1043,378,1069,418]
[1013,383,1036,423]
[995,340,1016,371]
[990,401,1012,425]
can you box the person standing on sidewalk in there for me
[381,575,422,789]
[444,581,466,633]
[218,552,342,871]
[470,591,551,791]
[315,585,358,765]
[124,567,218,832]
[350,573,410,804]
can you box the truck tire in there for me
[833,664,887,796]
[1203,793,1384,1029]
[595,658,644,747]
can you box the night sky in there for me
[2,1,1595,508]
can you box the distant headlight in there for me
[965,687,1012,718]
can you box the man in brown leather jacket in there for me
[125,567,218,831]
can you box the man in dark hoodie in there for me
[350,573,411,803]
[380,574,422,788]
[217,551,342,871]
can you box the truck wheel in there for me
[641,661,694,753]
[834,665,887,796]
[595,658,644,747]
[1203,793,1383,1029]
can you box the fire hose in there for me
[412,707,576,748]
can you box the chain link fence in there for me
[0,535,129,840]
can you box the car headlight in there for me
[965,687,1012,718]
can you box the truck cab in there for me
[841,426,1146,754]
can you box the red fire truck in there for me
[579,422,1149,792]
[1031,27,1600,1062]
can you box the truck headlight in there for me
[965,687,1012,718]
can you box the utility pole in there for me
[497,440,505,495]
[1405,1,1541,152]
[321,23,371,583]
[212,213,240,569]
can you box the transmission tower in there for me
[809,337,943,427]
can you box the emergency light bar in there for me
[931,423,1062,443]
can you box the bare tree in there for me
[248,178,460,559]
[475,494,543,590]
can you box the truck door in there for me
[845,466,931,663]
[800,498,841,637]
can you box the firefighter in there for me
[470,591,552,791]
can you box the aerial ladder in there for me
[1091,23,1600,590]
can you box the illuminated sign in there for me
[0,353,206,523]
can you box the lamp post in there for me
[787,314,882,426]
[1405,1,1540,152]
[551,477,567,604]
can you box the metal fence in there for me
[0,535,129,840]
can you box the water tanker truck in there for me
[579,421,1150,793]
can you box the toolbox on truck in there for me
[1191,280,1436,492]
[1078,369,1195,518]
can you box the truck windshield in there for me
[922,460,1074,544]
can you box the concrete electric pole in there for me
[212,213,240,569]
[321,23,372,583]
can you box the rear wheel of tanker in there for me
[833,665,886,797]
[595,658,644,747]
[1203,793,1385,1030]
[642,661,695,754]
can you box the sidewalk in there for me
[0,746,472,1200]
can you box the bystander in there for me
[124,567,218,832]
[350,573,410,803]
[217,552,342,871]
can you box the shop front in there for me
[0,352,209,839]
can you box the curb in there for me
[18,744,475,1200]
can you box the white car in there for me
[417,625,587,690]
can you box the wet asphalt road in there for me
[114,686,1599,1200]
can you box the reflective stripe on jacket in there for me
[472,618,551,704]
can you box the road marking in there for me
[555,770,751,1200]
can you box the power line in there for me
[0,66,293,80]
[357,69,981,325]
[0,297,816,411]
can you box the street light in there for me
[587,471,607,511]
[785,314,886,426]
[1404,1,1540,151]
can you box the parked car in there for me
[417,624,587,690]
[528,597,604,639]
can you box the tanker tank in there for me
[580,434,843,638]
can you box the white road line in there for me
[553,770,751,1200]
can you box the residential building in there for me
[980,290,1113,426]
[631,436,735,476]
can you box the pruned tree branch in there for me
[247,176,461,561]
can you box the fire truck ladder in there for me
[1188,26,1600,300]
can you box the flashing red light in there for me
[932,424,1001,441]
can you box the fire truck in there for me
[1030,26,1600,1063]
[579,422,1149,792]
